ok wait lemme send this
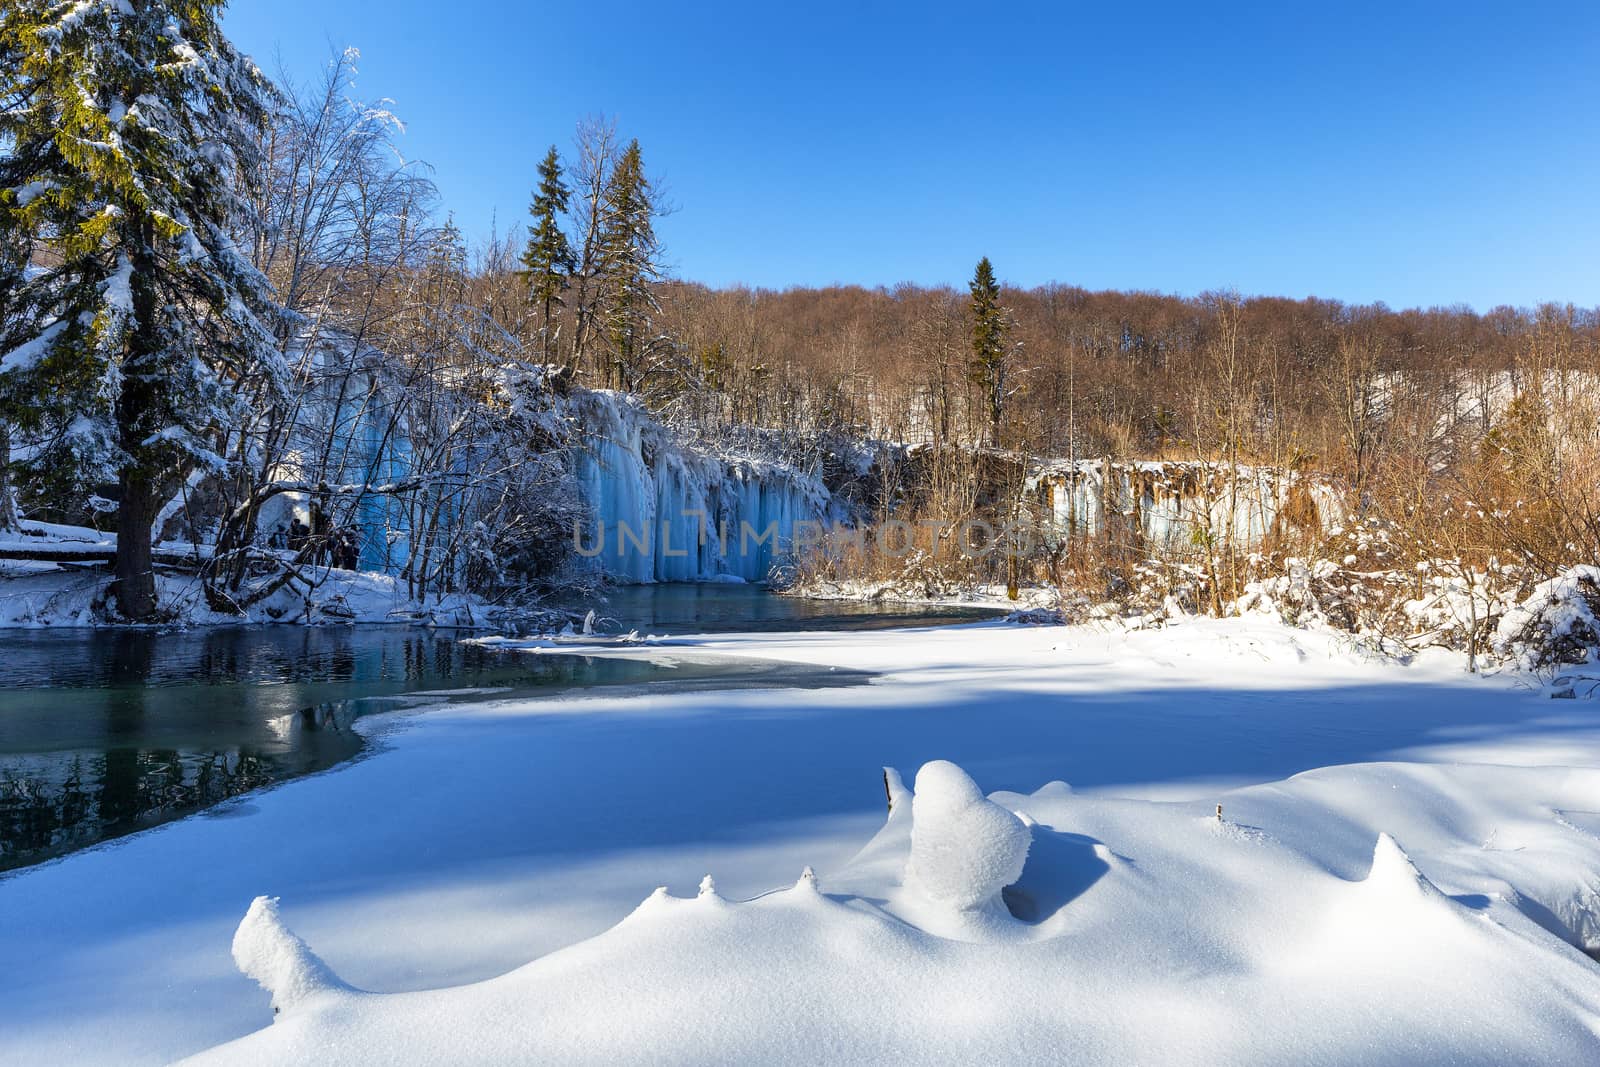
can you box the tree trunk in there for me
[0,423,18,533]
[113,224,162,622]
[113,466,159,620]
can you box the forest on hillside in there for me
[3,8,1599,658]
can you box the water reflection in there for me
[0,627,420,871]
[0,588,981,872]
[3,747,281,869]
[0,629,633,870]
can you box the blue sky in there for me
[223,1,1600,310]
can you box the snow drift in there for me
[189,757,1600,1066]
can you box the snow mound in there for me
[1362,833,1443,905]
[181,755,1600,1066]
[905,760,1031,911]
[231,896,351,1016]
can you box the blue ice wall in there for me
[571,392,830,584]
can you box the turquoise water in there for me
[0,587,994,871]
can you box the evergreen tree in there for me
[598,139,660,391]
[0,0,284,619]
[520,146,575,364]
[969,256,1009,447]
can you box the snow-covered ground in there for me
[0,561,492,628]
[2,619,1598,1064]
[784,577,1060,612]
[0,534,488,628]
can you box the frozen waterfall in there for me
[570,392,831,584]
[1030,459,1343,553]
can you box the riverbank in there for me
[779,575,1060,613]
[0,548,1015,632]
[0,587,993,872]
[3,616,1596,1063]
[0,554,491,629]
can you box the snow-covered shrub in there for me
[1398,567,1518,657]
[781,546,980,603]
[905,761,1030,912]
[1037,552,1207,629]
[1221,520,1526,660]
[1235,557,1339,627]
[1492,566,1600,672]
[1006,606,1066,625]
[1233,555,1410,643]
[1125,559,1206,618]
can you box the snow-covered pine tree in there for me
[968,257,1009,447]
[521,145,575,364]
[0,0,284,619]
[598,139,661,392]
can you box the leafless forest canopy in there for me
[178,58,1600,625]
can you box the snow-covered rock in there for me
[905,760,1031,912]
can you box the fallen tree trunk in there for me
[0,542,206,567]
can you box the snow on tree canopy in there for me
[0,0,286,617]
